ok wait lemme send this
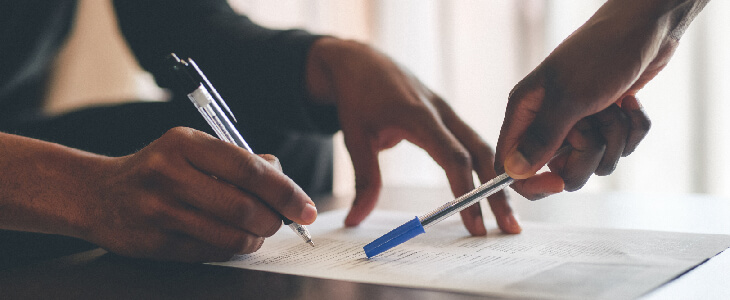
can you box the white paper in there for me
[214,210,730,299]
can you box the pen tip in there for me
[308,240,315,247]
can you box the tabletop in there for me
[1,187,728,299]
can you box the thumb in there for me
[343,132,382,227]
[505,108,576,179]
[496,73,579,179]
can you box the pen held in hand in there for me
[167,53,314,247]
[363,146,571,258]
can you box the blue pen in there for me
[363,173,513,258]
[364,146,571,258]
[167,53,314,247]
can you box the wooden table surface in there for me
[2,187,728,299]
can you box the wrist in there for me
[305,37,373,106]
[598,0,708,41]
[0,134,111,240]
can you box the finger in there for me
[343,130,382,227]
[619,95,651,156]
[175,169,282,237]
[170,127,316,225]
[549,119,605,191]
[163,201,265,254]
[509,172,565,200]
[496,70,580,180]
[433,98,520,235]
[590,104,629,176]
[399,105,486,236]
[136,232,237,263]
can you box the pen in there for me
[167,53,314,247]
[363,146,571,258]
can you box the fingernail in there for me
[300,203,317,224]
[503,214,522,233]
[504,150,532,179]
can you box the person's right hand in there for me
[493,0,703,199]
[77,127,316,262]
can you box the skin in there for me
[9,0,704,262]
[306,38,521,236]
[494,0,707,199]
[0,128,316,263]
[0,35,522,264]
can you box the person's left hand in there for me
[306,38,521,236]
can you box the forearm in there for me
[112,0,333,133]
[594,0,709,42]
[0,133,108,239]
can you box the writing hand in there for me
[81,127,316,262]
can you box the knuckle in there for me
[236,155,266,184]
[449,149,472,170]
[166,126,194,139]
[139,152,177,182]
[274,182,299,208]
[405,104,439,125]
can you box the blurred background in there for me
[47,0,730,199]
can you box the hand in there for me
[307,38,521,236]
[494,0,683,199]
[77,127,316,262]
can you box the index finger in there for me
[397,105,484,235]
[433,98,521,235]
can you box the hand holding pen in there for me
[167,53,315,247]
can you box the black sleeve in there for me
[111,0,339,134]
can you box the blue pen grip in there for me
[363,217,425,258]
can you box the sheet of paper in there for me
[214,210,730,299]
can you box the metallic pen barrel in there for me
[419,173,513,228]
[288,223,315,247]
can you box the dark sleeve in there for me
[111,0,339,134]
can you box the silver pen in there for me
[167,53,314,247]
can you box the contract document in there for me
[215,210,730,299]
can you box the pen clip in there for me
[185,57,238,123]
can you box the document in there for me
[215,210,730,299]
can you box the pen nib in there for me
[307,240,315,247]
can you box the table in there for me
[1,188,728,299]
